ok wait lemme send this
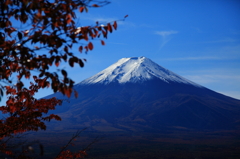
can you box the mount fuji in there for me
[80,56,200,86]
[45,56,240,132]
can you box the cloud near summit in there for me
[155,30,178,50]
[155,30,178,37]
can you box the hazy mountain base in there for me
[46,80,240,132]
[24,129,240,159]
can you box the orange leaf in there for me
[4,150,13,155]
[107,23,112,33]
[9,106,17,113]
[88,42,93,50]
[102,30,107,38]
[37,9,42,17]
[54,22,59,27]
[33,76,37,81]
[54,115,61,121]
[84,46,88,52]
[5,0,11,5]
[101,40,105,45]
[55,61,60,67]
[83,35,88,41]
[74,90,78,98]
[66,14,72,24]
[44,10,50,14]
[92,4,100,7]
[113,21,117,30]
[65,88,71,98]
[79,46,83,53]
[93,29,98,36]
[79,7,84,13]
[5,70,11,77]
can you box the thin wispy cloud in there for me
[183,73,240,99]
[155,30,178,50]
[202,38,236,44]
[184,74,240,84]
[163,56,225,61]
[190,27,202,33]
[82,15,130,26]
[155,30,178,37]
[93,17,122,24]
[218,91,240,100]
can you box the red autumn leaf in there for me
[0,0,119,155]
[74,90,78,98]
[55,61,60,67]
[54,22,58,27]
[65,88,72,98]
[101,40,105,45]
[4,150,13,155]
[84,46,88,52]
[88,29,94,38]
[88,42,93,50]
[54,115,61,121]
[66,14,72,24]
[34,46,39,49]
[79,7,84,12]
[102,30,107,38]
[5,0,11,5]
[37,10,42,17]
[113,21,117,30]
[5,70,11,77]
[44,10,50,14]
[93,28,98,36]
[83,35,88,41]
[79,46,83,53]
[25,72,31,79]
[124,14,128,18]
[107,23,112,33]
[92,4,100,7]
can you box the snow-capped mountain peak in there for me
[79,56,201,87]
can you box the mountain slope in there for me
[45,57,240,132]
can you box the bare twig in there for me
[55,128,87,158]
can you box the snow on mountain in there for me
[79,56,202,87]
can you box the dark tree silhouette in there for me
[0,0,125,157]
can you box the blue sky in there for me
[69,0,240,99]
[1,0,240,105]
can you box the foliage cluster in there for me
[0,0,124,157]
